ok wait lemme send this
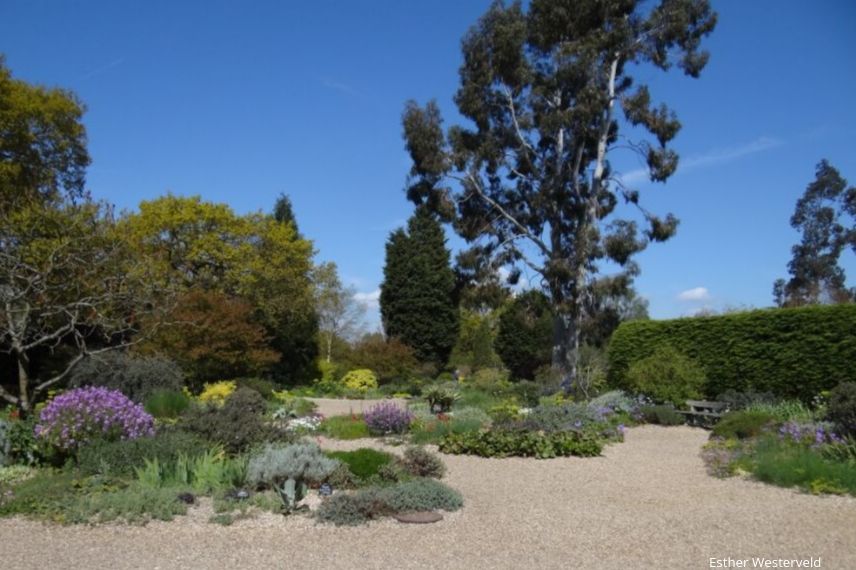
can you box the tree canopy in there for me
[401,0,716,389]
[774,160,856,307]
[0,56,90,213]
[380,207,459,365]
[118,194,319,383]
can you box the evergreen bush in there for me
[608,304,856,402]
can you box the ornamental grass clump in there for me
[363,402,413,435]
[35,387,155,452]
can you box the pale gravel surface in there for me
[2,425,855,570]
[308,397,408,417]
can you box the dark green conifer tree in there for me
[380,207,459,365]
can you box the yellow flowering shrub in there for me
[198,380,237,405]
[341,369,378,392]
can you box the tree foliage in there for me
[343,333,419,383]
[118,194,318,383]
[313,262,365,363]
[380,207,459,365]
[0,56,90,213]
[449,309,501,371]
[141,289,279,386]
[401,0,716,389]
[273,192,301,237]
[0,202,166,412]
[774,160,856,307]
[494,290,554,380]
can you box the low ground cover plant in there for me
[439,429,603,459]
[701,385,855,497]
[325,448,394,481]
[315,477,463,526]
[144,389,191,420]
[638,404,685,426]
[319,415,370,439]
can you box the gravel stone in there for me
[1,425,854,569]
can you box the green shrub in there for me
[624,345,705,406]
[341,369,378,392]
[826,382,856,436]
[0,469,77,519]
[379,478,462,512]
[181,388,277,454]
[76,430,207,477]
[744,400,816,423]
[0,468,189,524]
[68,352,183,403]
[712,410,778,440]
[319,415,370,440]
[439,429,602,459]
[0,418,9,467]
[409,414,485,445]
[325,462,358,489]
[487,400,521,424]
[450,407,492,427]
[589,390,637,414]
[608,304,856,402]
[313,360,342,395]
[468,368,509,393]
[315,478,463,526]
[325,449,394,481]
[494,290,553,380]
[638,405,685,426]
[236,378,276,400]
[144,390,191,419]
[716,389,778,410]
[740,436,856,496]
[820,436,856,464]
[518,402,599,432]
[401,446,445,479]
[509,380,541,407]
[315,488,386,526]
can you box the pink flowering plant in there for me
[35,387,155,451]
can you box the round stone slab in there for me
[393,511,444,524]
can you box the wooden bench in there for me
[679,400,729,428]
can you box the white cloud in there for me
[319,77,361,98]
[618,136,784,185]
[353,288,381,309]
[677,287,710,301]
[80,57,125,80]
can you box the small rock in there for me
[393,511,444,524]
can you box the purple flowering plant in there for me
[778,420,844,448]
[363,402,413,435]
[35,386,155,451]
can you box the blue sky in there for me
[3,0,855,327]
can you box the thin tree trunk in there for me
[16,350,30,413]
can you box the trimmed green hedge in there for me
[607,304,856,402]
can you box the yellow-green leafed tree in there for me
[119,194,319,383]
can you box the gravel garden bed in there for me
[2,425,854,569]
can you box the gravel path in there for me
[308,397,408,417]
[2,425,854,569]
